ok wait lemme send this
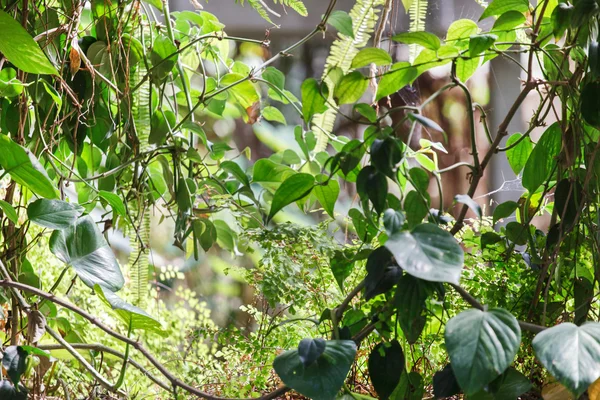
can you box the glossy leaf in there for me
[455,194,481,218]
[383,209,405,236]
[552,3,573,40]
[334,71,368,105]
[392,31,441,50]
[0,135,58,199]
[493,201,519,224]
[533,322,600,397]
[0,380,27,400]
[0,11,57,75]
[268,173,315,220]
[273,340,357,400]
[407,113,444,133]
[98,191,127,217]
[480,0,530,20]
[357,166,388,214]
[469,34,497,57]
[297,338,326,367]
[581,82,600,128]
[445,308,521,395]
[385,223,464,284]
[49,215,124,292]
[404,191,428,226]
[522,123,562,193]
[368,341,405,400]
[27,199,84,230]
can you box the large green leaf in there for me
[0,135,58,199]
[327,10,354,38]
[376,62,418,100]
[0,11,57,75]
[301,78,328,123]
[0,380,27,400]
[351,48,392,69]
[505,133,532,175]
[94,285,164,335]
[2,346,27,386]
[357,166,388,214]
[314,175,339,218]
[532,322,600,397]
[522,122,562,193]
[334,71,368,105]
[150,35,178,82]
[445,308,521,395]
[392,31,441,50]
[273,340,357,400]
[480,0,530,20]
[27,199,84,230]
[221,73,260,109]
[394,275,434,343]
[470,367,532,400]
[268,173,315,220]
[49,215,124,292]
[385,223,464,284]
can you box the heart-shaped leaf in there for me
[49,215,124,292]
[368,341,405,400]
[0,380,27,400]
[27,199,84,230]
[385,223,464,284]
[445,308,521,395]
[533,322,600,397]
[298,338,326,367]
[273,340,356,400]
[2,346,28,386]
[268,173,315,220]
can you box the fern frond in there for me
[408,0,428,61]
[273,0,308,16]
[312,0,387,151]
[235,0,307,22]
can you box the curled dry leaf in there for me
[27,310,46,343]
[69,38,81,78]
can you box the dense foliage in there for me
[0,0,599,398]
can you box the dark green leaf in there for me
[2,346,28,386]
[407,113,444,133]
[505,133,532,175]
[27,199,84,230]
[385,223,464,284]
[368,341,405,400]
[532,322,600,397]
[376,62,418,100]
[392,31,441,50]
[554,179,583,229]
[480,0,529,20]
[150,35,178,82]
[469,34,498,57]
[268,173,315,220]
[327,10,354,38]
[49,215,124,292]
[301,78,328,123]
[404,191,428,226]
[0,11,57,75]
[334,71,368,105]
[409,168,429,193]
[552,3,573,40]
[273,340,357,400]
[0,380,27,400]
[357,166,388,214]
[505,222,528,245]
[581,82,600,128]
[395,275,433,343]
[383,209,405,236]
[0,135,58,199]
[149,110,176,145]
[522,122,562,193]
[481,232,503,249]
[351,48,392,69]
[331,251,354,290]
[297,338,326,367]
[455,194,481,218]
[371,138,403,179]
[493,201,519,224]
[433,364,461,398]
[314,176,339,218]
[445,308,521,395]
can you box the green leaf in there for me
[150,35,178,82]
[0,68,25,99]
[385,223,464,284]
[327,10,354,38]
[262,67,285,90]
[0,135,58,199]
[469,34,498,57]
[404,191,428,226]
[532,322,600,397]
[392,31,441,50]
[433,365,461,398]
[480,0,530,21]
[330,251,354,290]
[455,57,481,82]
[0,380,27,400]
[446,19,479,43]
[505,133,532,175]
[407,113,444,133]
[353,104,377,122]
[221,73,260,109]
[376,62,418,100]
[253,159,295,184]
[149,110,176,145]
[94,285,164,335]
[334,71,368,105]
[505,222,528,245]
[522,122,561,192]
[493,201,519,224]
[351,48,392,68]
[0,11,57,75]
[470,367,532,400]
[98,191,127,217]
[273,340,357,400]
[395,275,435,343]
[297,338,326,367]
[27,199,84,230]
[0,200,18,224]
[409,168,429,193]
[262,106,286,124]
[301,78,328,123]
[314,176,339,218]
[383,209,405,236]
[445,308,521,395]
[221,160,250,187]
[49,215,124,292]
[551,3,573,40]
[268,173,315,220]
[368,341,405,400]
[357,166,388,214]
[2,346,28,386]
[455,194,481,218]
[371,138,403,179]
[581,82,600,129]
